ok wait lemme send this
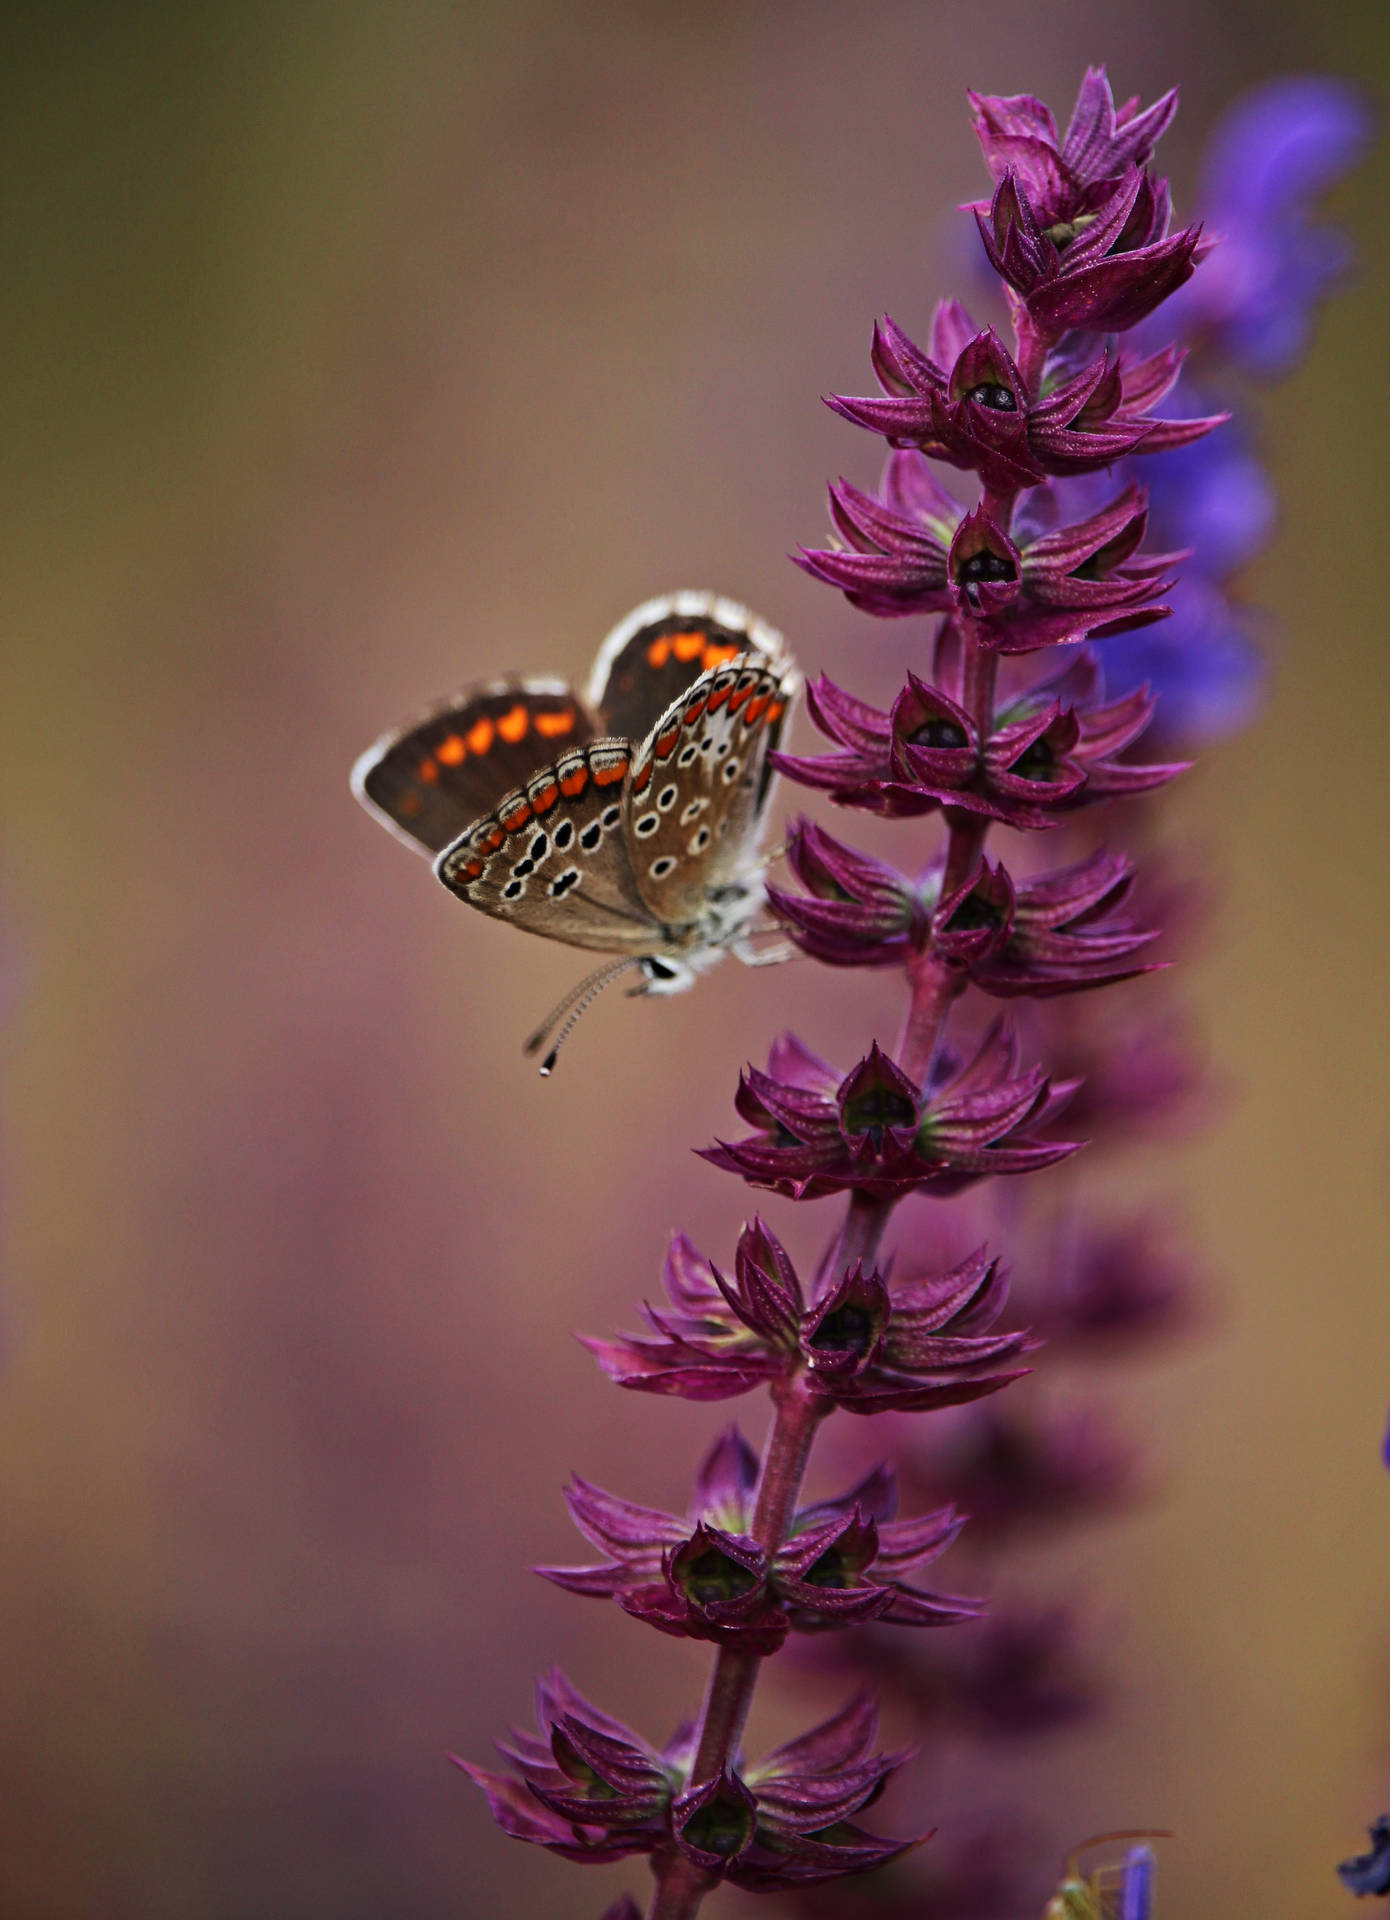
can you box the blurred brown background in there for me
[0,3,1386,1916]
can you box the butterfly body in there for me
[352,593,797,1003]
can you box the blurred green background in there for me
[0,3,1387,1915]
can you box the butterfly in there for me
[351,591,798,1069]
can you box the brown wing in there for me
[622,652,796,928]
[434,740,662,955]
[352,679,595,857]
[586,591,788,744]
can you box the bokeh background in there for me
[0,3,1386,1916]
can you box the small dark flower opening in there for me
[683,1791,755,1860]
[965,381,1017,411]
[1010,738,1059,781]
[810,1303,877,1356]
[804,1546,854,1589]
[678,1548,760,1607]
[907,716,970,749]
[956,550,1017,585]
[843,1086,917,1141]
[949,889,1004,932]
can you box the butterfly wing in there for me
[434,740,662,954]
[587,591,787,743]
[352,680,595,857]
[623,650,797,928]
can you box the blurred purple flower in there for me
[1339,1815,1390,1897]
[1180,76,1375,378]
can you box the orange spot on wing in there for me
[466,717,495,755]
[646,637,671,668]
[728,680,755,713]
[419,758,439,783]
[702,642,739,670]
[500,801,532,833]
[436,734,466,765]
[592,756,628,786]
[560,765,588,797]
[632,760,652,793]
[399,792,423,816]
[707,682,732,711]
[683,696,707,725]
[671,629,706,662]
[743,693,771,726]
[765,700,786,726]
[462,856,484,879]
[535,710,575,738]
[485,827,505,852]
[497,704,530,744]
[655,725,680,759]
[530,782,559,813]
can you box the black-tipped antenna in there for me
[523,955,644,1076]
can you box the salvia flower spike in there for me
[446,63,1335,1918]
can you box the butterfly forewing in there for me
[624,652,794,926]
[587,591,786,744]
[352,680,595,857]
[435,741,659,954]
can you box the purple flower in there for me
[819,1597,1101,1737]
[769,827,1159,996]
[1022,1217,1195,1348]
[583,1216,1032,1413]
[933,849,1161,997]
[767,819,933,969]
[1339,1815,1390,1898]
[461,1681,919,1892]
[773,647,1186,830]
[699,1025,1077,1201]
[973,163,1204,337]
[1177,76,1375,378]
[799,458,1175,648]
[827,313,1220,484]
[538,1425,979,1649]
[969,68,1179,227]
[894,1400,1140,1538]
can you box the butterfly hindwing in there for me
[586,591,786,745]
[624,651,794,927]
[351,680,595,857]
[434,741,659,954]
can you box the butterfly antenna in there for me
[525,956,643,1076]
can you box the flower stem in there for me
[646,1378,825,1919]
